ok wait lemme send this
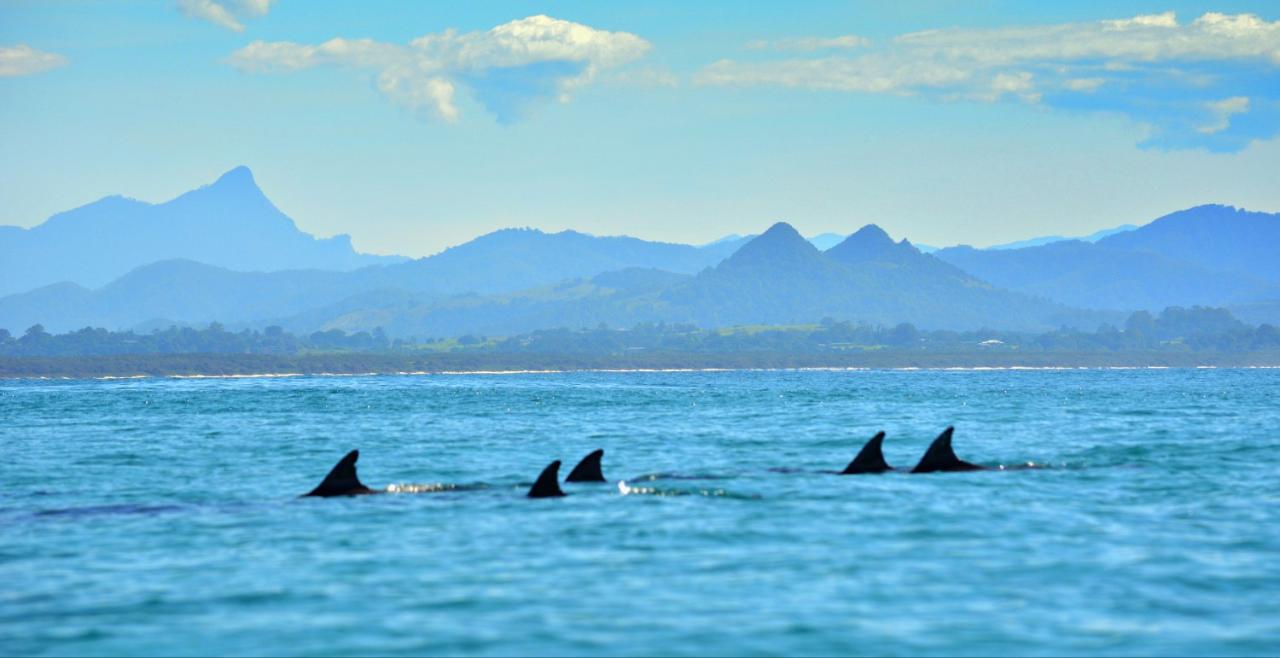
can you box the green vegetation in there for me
[0,323,390,357]
[2,306,1279,378]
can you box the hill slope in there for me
[935,220,1280,312]
[354,227,732,295]
[0,260,394,333]
[1096,205,1280,283]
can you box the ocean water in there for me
[1,369,1278,657]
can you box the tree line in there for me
[2,306,1279,358]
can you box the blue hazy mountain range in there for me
[270,223,1094,338]
[0,167,404,297]
[0,168,1277,336]
[933,205,1280,311]
[0,222,1096,336]
[352,226,742,296]
[711,231,921,252]
[985,224,1139,251]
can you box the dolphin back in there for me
[565,449,607,483]
[910,427,985,473]
[842,431,893,474]
[528,460,566,498]
[304,450,375,497]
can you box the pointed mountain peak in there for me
[759,221,805,241]
[720,221,824,270]
[743,222,813,253]
[172,164,274,211]
[827,224,919,264]
[848,224,893,245]
[210,165,259,192]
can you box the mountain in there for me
[1096,205,1280,283]
[0,226,738,334]
[933,205,1280,311]
[359,223,1089,337]
[0,167,404,297]
[657,223,854,326]
[705,232,851,253]
[353,227,731,296]
[675,222,1078,330]
[0,260,382,333]
[10,194,1272,337]
[0,225,741,334]
[934,241,1278,311]
[987,224,1137,251]
[807,232,847,251]
[1,222,1104,337]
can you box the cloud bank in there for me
[0,45,68,77]
[698,12,1280,152]
[179,0,275,32]
[746,35,871,52]
[228,15,650,123]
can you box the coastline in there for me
[3,350,1279,380]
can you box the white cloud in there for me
[746,35,871,52]
[1199,96,1250,134]
[697,12,1280,151]
[179,0,276,32]
[1065,77,1105,92]
[1103,11,1178,30]
[228,15,650,122]
[696,55,975,94]
[700,12,1280,94]
[0,44,68,78]
[606,66,678,88]
[889,12,1280,67]
[239,0,273,17]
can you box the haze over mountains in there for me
[1,167,1277,337]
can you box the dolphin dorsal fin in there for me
[304,450,373,497]
[842,431,892,474]
[528,460,566,498]
[910,427,983,473]
[565,449,607,483]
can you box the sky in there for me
[2,0,1279,257]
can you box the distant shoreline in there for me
[3,351,1279,380]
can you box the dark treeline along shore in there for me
[3,306,1279,378]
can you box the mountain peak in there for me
[848,224,894,246]
[171,165,275,215]
[826,224,917,264]
[720,221,823,270]
[209,165,259,192]
[759,221,804,241]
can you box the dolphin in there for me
[303,450,377,497]
[528,460,566,498]
[910,427,986,473]
[305,450,566,498]
[565,449,607,483]
[840,431,893,474]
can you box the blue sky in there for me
[2,1,1279,256]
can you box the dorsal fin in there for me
[565,449,607,483]
[841,431,893,474]
[910,427,984,473]
[304,450,374,497]
[527,460,566,498]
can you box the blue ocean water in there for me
[1,369,1278,657]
